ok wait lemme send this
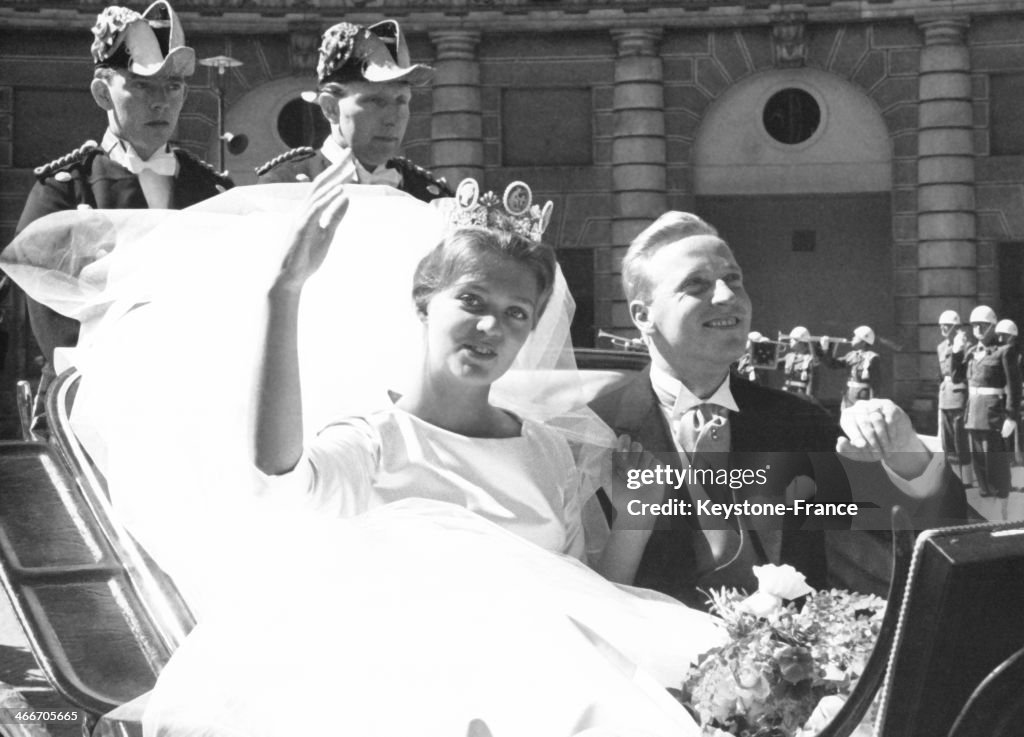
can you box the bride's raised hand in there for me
[275,161,351,290]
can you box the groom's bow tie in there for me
[361,163,402,188]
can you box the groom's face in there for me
[631,235,752,378]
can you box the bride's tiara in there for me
[448,179,554,242]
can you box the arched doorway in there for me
[694,68,894,406]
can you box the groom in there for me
[591,212,967,607]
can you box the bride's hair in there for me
[412,226,556,324]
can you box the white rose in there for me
[751,563,814,600]
[740,590,783,617]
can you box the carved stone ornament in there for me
[772,12,807,68]
[290,26,320,75]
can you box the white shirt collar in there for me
[321,137,385,176]
[101,129,175,173]
[649,362,739,417]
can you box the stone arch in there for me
[693,67,892,195]
[691,66,898,405]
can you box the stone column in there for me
[429,31,484,186]
[608,28,666,328]
[916,16,975,379]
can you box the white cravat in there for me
[103,130,176,208]
[322,136,402,188]
[649,364,738,455]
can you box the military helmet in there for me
[938,310,961,326]
[969,305,997,325]
[789,326,811,342]
[996,319,1019,337]
[852,325,875,345]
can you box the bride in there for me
[4,165,725,735]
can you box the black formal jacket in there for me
[591,366,968,608]
[255,146,452,204]
[10,141,233,370]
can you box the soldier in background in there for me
[734,331,764,383]
[781,325,822,401]
[936,310,972,483]
[958,306,1020,498]
[822,325,881,408]
[6,1,231,431]
[995,318,1019,353]
[256,20,450,203]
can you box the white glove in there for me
[820,336,830,350]
[1002,418,1017,439]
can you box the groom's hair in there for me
[412,227,556,326]
[621,211,718,303]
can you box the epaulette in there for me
[255,147,317,177]
[34,140,101,180]
[174,148,233,187]
[389,156,452,197]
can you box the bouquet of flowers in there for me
[680,564,884,737]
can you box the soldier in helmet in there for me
[5,1,232,432]
[822,325,882,408]
[956,306,1021,497]
[734,331,765,383]
[255,20,451,203]
[996,318,1019,350]
[936,310,972,482]
[781,325,822,400]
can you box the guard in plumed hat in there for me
[6,1,232,435]
[256,20,451,203]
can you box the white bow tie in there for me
[359,163,402,188]
[122,147,177,176]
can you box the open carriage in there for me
[1,352,1023,737]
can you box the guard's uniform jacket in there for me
[938,336,970,411]
[10,140,232,385]
[937,333,973,471]
[782,351,818,397]
[16,141,232,227]
[735,353,757,383]
[962,342,1022,432]
[256,146,452,203]
[958,340,1022,496]
[825,348,881,407]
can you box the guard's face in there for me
[940,323,954,338]
[631,235,752,379]
[323,81,411,169]
[421,256,541,388]
[973,322,994,342]
[93,71,186,159]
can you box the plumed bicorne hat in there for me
[91,1,195,77]
[317,20,432,87]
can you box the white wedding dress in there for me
[2,185,724,736]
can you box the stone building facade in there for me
[1,0,1024,429]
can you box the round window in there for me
[762,88,821,145]
[276,97,331,149]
